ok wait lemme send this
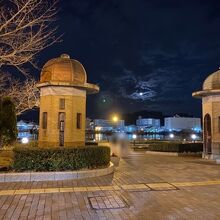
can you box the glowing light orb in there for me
[169,133,174,138]
[191,134,197,140]
[132,134,137,139]
[112,116,119,122]
[21,137,29,144]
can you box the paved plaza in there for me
[1,153,220,219]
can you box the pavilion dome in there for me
[203,70,220,90]
[40,54,87,84]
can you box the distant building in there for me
[94,119,125,132]
[17,120,39,140]
[164,116,201,132]
[124,125,137,133]
[86,118,94,131]
[136,116,160,127]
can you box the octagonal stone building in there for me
[193,69,220,159]
[37,54,99,147]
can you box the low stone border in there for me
[145,151,178,156]
[0,162,114,183]
[216,159,220,164]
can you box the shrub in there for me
[12,146,110,171]
[0,97,17,146]
[85,141,98,146]
[148,143,203,153]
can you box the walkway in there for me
[1,153,220,219]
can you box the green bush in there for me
[12,146,110,172]
[132,140,182,145]
[85,141,98,146]
[0,97,17,146]
[148,143,203,153]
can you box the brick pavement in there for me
[1,153,220,219]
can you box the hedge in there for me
[12,146,110,172]
[133,140,181,145]
[148,143,203,153]
[85,142,98,146]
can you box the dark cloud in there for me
[36,0,220,118]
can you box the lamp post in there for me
[169,133,174,139]
[112,115,118,123]
[21,137,29,144]
[132,134,137,146]
[112,115,119,133]
[191,134,197,143]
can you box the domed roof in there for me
[40,54,87,84]
[203,70,220,90]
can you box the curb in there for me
[145,151,178,156]
[0,162,114,183]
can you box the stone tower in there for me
[193,70,220,159]
[37,54,99,147]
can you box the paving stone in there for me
[44,188,60,193]
[59,187,74,193]
[2,153,220,219]
[121,183,150,192]
[29,189,45,194]
[86,186,101,192]
[14,189,30,195]
[74,187,87,192]
[147,182,179,191]
[0,190,15,196]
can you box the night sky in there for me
[30,0,220,119]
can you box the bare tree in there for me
[0,0,61,74]
[0,73,39,115]
[0,0,61,115]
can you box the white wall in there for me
[164,117,201,131]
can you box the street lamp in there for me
[132,134,137,146]
[112,115,119,122]
[191,134,197,142]
[112,115,119,133]
[169,133,174,139]
[21,137,29,144]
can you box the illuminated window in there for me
[59,98,65,110]
[77,113,82,129]
[42,112,47,129]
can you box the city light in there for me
[95,126,102,131]
[191,134,197,140]
[21,137,29,144]
[169,133,174,138]
[132,134,137,139]
[112,115,119,122]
